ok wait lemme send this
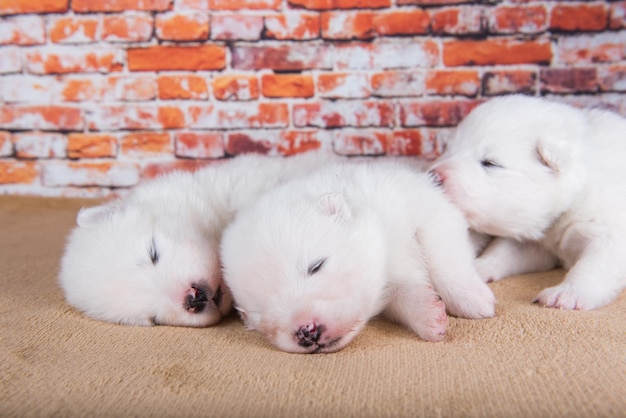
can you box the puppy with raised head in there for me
[221,161,495,354]
[59,152,338,327]
[431,95,626,310]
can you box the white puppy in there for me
[431,95,626,310]
[221,162,495,354]
[59,152,339,327]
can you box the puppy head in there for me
[58,173,233,327]
[431,95,588,240]
[221,187,387,354]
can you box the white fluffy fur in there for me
[431,95,626,310]
[59,152,339,327]
[221,161,495,354]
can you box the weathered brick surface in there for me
[175,131,225,159]
[128,46,225,71]
[262,74,314,98]
[0,16,45,45]
[0,0,624,196]
[67,133,117,158]
[156,12,209,41]
[13,132,66,159]
[0,0,68,15]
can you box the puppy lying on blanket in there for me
[221,161,495,354]
[431,95,626,310]
[59,152,338,327]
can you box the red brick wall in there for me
[0,0,624,197]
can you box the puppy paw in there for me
[444,278,496,319]
[413,290,449,342]
[534,285,590,310]
[475,257,504,283]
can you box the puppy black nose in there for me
[185,285,208,313]
[296,323,323,347]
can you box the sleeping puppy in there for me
[59,152,339,327]
[221,161,495,354]
[431,95,626,310]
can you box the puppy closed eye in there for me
[148,239,159,265]
[308,258,327,276]
[480,159,501,169]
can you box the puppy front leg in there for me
[383,281,448,342]
[415,205,495,319]
[476,238,559,282]
[535,239,626,310]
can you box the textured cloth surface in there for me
[1,196,625,418]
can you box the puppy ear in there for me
[76,204,116,227]
[536,137,573,173]
[317,192,351,222]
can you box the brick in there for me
[87,105,185,130]
[431,6,483,35]
[102,14,153,42]
[49,17,99,43]
[558,33,626,64]
[0,0,68,15]
[318,73,370,99]
[128,45,225,71]
[0,161,37,184]
[550,3,607,32]
[212,75,259,101]
[374,10,430,36]
[60,76,105,102]
[335,40,438,70]
[610,2,625,30]
[0,131,12,156]
[13,132,66,159]
[332,129,387,156]
[598,65,626,92]
[261,74,314,98]
[108,75,156,101]
[72,0,171,12]
[489,5,548,34]
[225,131,276,155]
[188,103,288,129]
[425,70,480,97]
[398,0,469,4]
[277,130,323,156]
[158,75,208,100]
[322,10,430,40]
[41,161,139,187]
[1,75,55,102]
[371,70,424,98]
[142,160,212,179]
[156,12,209,41]
[264,13,320,40]
[399,99,481,127]
[121,132,172,156]
[293,101,394,128]
[0,47,21,73]
[67,133,117,158]
[387,128,443,159]
[540,68,598,94]
[0,16,45,45]
[232,44,331,71]
[482,70,537,96]
[25,47,123,74]
[287,0,389,9]
[211,14,263,41]
[443,39,552,66]
[175,131,224,159]
[321,12,375,40]
[0,105,83,130]
[209,0,280,10]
